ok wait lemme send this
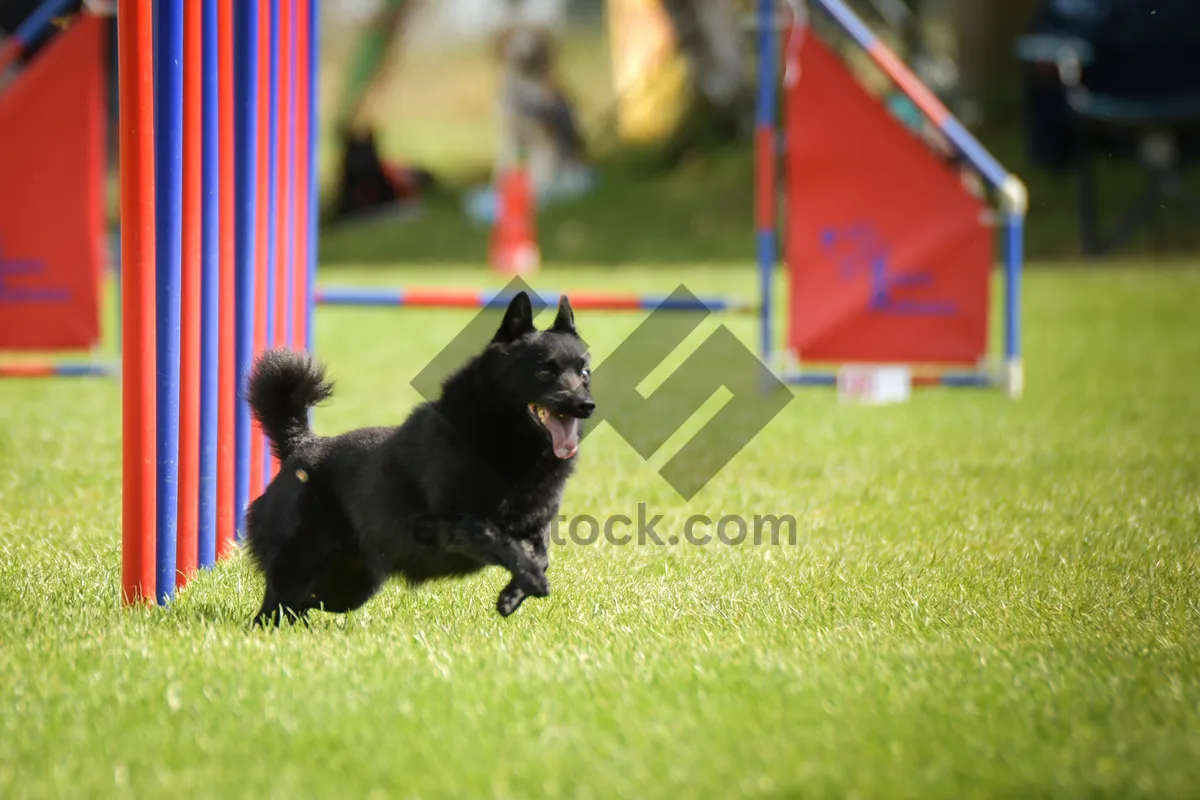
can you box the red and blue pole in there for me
[315,287,753,313]
[0,363,117,378]
[755,0,778,366]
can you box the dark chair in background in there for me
[1018,0,1200,258]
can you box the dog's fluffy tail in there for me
[247,349,333,462]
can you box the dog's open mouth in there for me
[529,404,580,459]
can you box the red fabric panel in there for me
[0,15,106,351]
[784,35,990,365]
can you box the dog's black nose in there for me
[575,399,595,418]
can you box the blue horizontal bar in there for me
[56,362,118,377]
[317,288,404,306]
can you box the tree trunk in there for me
[659,0,753,135]
[953,0,1040,126]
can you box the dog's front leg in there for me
[496,533,551,616]
[442,516,549,616]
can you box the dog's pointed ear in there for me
[493,291,536,343]
[552,295,576,334]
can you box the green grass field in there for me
[2,263,1198,798]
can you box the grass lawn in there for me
[1,263,1198,798]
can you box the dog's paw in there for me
[518,569,550,598]
[497,582,527,617]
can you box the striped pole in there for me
[154,0,185,605]
[755,0,777,368]
[0,363,118,378]
[314,287,755,313]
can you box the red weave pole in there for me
[293,0,310,352]
[215,0,236,559]
[274,0,291,350]
[175,0,203,588]
[118,0,157,605]
[249,0,270,500]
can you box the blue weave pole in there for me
[198,0,220,569]
[233,0,259,539]
[154,0,185,604]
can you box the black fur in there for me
[244,292,594,626]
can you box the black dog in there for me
[244,292,593,625]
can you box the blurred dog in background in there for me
[493,23,590,197]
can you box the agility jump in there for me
[756,0,1026,395]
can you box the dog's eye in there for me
[536,368,554,381]
[581,368,590,384]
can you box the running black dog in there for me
[244,292,593,625]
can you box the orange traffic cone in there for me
[489,168,540,275]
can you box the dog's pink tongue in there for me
[544,414,580,459]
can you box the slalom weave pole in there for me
[305,0,320,353]
[154,0,185,605]
[216,0,237,558]
[234,0,260,538]
[282,0,298,350]
[177,0,203,588]
[118,0,157,605]
[198,0,222,569]
[264,0,281,480]
[249,0,270,502]
[294,0,312,352]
